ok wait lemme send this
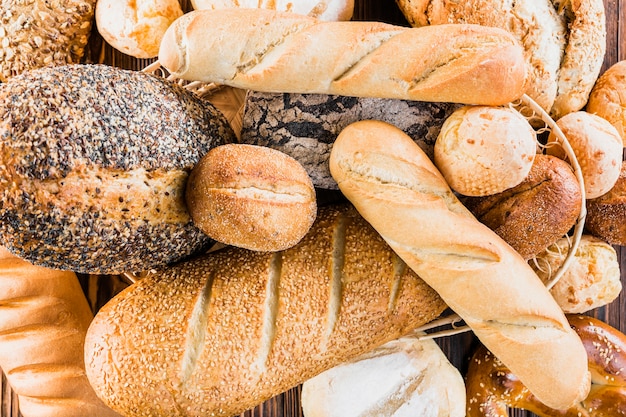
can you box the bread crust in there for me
[190,0,355,21]
[158,9,527,106]
[0,64,235,274]
[329,120,590,410]
[585,161,626,246]
[84,204,447,417]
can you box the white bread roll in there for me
[158,9,527,106]
[96,0,183,58]
[434,105,537,196]
[84,204,447,417]
[301,333,465,417]
[329,120,590,410]
[191,0,354,21]
[0,247,121,417]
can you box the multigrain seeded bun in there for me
[0,64,236,274]
[547,111,622,199]
[185,144,317,252]
[463,154,582,260]
[585,161,626,246]
[531,235,622,313]
[434,105,537,197]
[95,0,184,58]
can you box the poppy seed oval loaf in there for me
[0,64,236,274]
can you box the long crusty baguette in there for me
[0,247,121,417]
[158,9,527,106]
[84,204,447,417]
[328,120,590,410]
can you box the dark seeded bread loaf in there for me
[0,64,236,274]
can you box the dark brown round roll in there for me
[585,161,626,246]
[0,64,236,274]
[463,154,582,260]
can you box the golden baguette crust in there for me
[329,120,590,410]
[0,247,121,417]
[84,204,446,417]
[159,9,527,106]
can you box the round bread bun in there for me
[301,333,465,417]
[395,0,606,119]
[547,111,622,199]
[186,144,317,252]
[531,235,622,313]
[463,154,582,260]
[434,105,537,197]
[586,60,626,144]
[96,0,183,58]
[585,160,626,246]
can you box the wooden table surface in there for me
[1,0,625,416]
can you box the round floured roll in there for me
[434,105,537,197]
[301,333,465,417]
[531,235,622,313]
[96,0,184,58]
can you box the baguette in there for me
[328,120,590,410]
[158,9,527,106]
[0,246,121,417]
[84,204,447,417]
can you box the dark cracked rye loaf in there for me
[240,91,462,189]
[0,64,236,274]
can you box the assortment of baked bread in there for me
[0,0,625,416]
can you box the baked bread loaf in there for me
[158,9,527,106]
[301,333,466,417]
[463,154,582,260]
[329,120,590,410]
[466,315,626,416]
[433,105,537,197]
[395,0,606,119]
[586,59,626,144]
[84,204,447,417]
[0,246,121,417]
[0,0,96,82]
[0,64,235,274]
[95,0,183,58]
[240,91,461,189]
[547,111,622,199]
[185,144,317,252]
[585,161,626,246]
[531,235,622,314]
[190,0,355,21]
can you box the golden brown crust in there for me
[463,154,582,260]
[185,144,317,252]
[586,60,626,144]
[84,204,447,417]
[585,161,626,246]
[190,0,355,21]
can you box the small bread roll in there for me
[96,0,183,58]
[585,161,626,246]
[531,235,622,314]
[434,105,537,196]
[186,144,317,252]
[586,60,626,144]
[301,333,465,417]
[547,111,622,199]
[463,154,582,260]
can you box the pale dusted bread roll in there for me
[96,0,183,58]
[531,235,622,313]
[301,333,465,417]
[191,0,354,21]
[586,60,626,144]
[547,111,622,199]
[395,0,606,119]
[434,105,537,196]
[185,144,317,252]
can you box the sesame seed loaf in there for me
[0,64,236,274]
[84,203,447,417]
[0,0,96,82]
